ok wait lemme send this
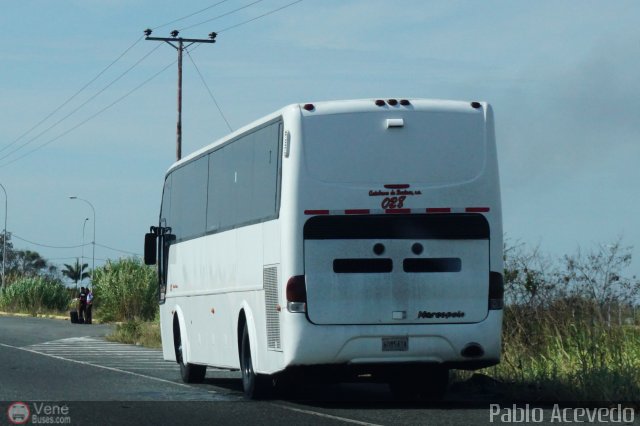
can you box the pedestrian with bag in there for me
[85,287,93,324]
[78,287,87,324]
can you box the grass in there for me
[0,276,72,315]
[106,318,162,349]
[4,261,637,401]
[105,301,640,403]
[472,302,640,402]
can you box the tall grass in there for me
[482,299,640,401]
[106,312,162,348]
[0,276,71,315]
[92,257,157,322]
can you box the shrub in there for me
[484,240,640,401]
[106,318,162,348]
[0,276,70,314]
[92,258,157,322]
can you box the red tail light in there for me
[286,275,307,313]
[489,272,504,310]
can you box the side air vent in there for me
[264,265,281,351]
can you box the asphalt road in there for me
[1,315,633,426]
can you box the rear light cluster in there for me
[286,275,307,313]
[376,99,411,107]
[489,272,504,310]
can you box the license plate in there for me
[382,337,408,352]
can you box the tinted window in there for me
[207,121,281,232]
[165,120,281,241]
[160,176,172,229]
[170,156,208,240]
[252,122,280,220]
[234,132,255,225]
[207,145,233,232]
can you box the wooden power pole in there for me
[144,29,217,161]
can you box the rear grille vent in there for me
[333,258,393,273]
[403,258,461,273]
[264,265,281,351]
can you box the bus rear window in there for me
[302,111,486,185]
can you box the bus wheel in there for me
[176,330,206,383]
[240,324,272,399]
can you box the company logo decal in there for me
[369,184,422,210]
[418,310,465,319]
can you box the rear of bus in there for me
[280,99,503,393]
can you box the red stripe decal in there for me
[426,208,451,213]
[345,209,370,215]
[384,184,410,189]
[304,209,330,215]
[465,207,490,213]
[385,208,411,214]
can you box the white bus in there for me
[144,98,504,399]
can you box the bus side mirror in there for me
[144,233,157,265]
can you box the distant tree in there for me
[0,232,16,270]
[15,250,47,276]
[562,238,640,307]
[503,240,562,307]
[62,259,90,290]
[0,233,57,284]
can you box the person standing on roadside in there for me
[78,286,87,324]
[85,287,93,325]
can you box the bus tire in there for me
[176,329,206,383]
[240,324,272,399]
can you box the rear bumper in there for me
[280,310,502,371]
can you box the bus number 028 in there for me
[381,196,406,209]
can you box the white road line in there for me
[28,351,163,355]
[272,404,383,426]
[7,338,381,424]
[110,365,178,371]
[0,341,196,390]
[89,363,173,367]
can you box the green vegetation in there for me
[61,260,90,290]
[92,257,158,322]
[481,302,640,401]
[473,239,640,401]
[0,276,71,315]
[1,230,638,401]
[106,315,162,348]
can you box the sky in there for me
[1,0,639,282]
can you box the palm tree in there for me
[62,259,90,291]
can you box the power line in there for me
[11,234,90,249]
[177,0,306,135]
[153,0,232,31]
[2,0,305,167]
[180,0,265,31]
[0,44,163,163]
[0,36,144,156]
[94,243,142,257]
[48,257,110,263]
[186,49,233,132]
[218,0,305,33]
[0,59,176,168]
[11,234,140,257]
[144,33,218,161]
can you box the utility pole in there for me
[144,29,217,161]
